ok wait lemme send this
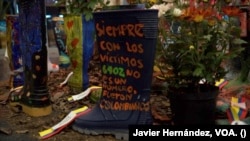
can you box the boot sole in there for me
[9,102,52,117]
[72,125,129,140]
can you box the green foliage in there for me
[55,0,110,21]
[126,0,160,8]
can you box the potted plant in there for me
[54,0,110,92]
[155,0,246,125]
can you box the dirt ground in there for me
[0,89,170,141]
[0,56,171,141]
[1,51,250,141]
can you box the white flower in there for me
[172,8,182,17]
[150,3,173,17]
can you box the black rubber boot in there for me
[64,15,95,92]
[6,15,24,88]
[15,0,52,117]
[72,8,158,140]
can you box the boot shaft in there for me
[16,0,52,117]
[6,15,24,88]
[94,9,159,110]
[64,15,95,91]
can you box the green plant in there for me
[126,0,159,8]
[55,0,110,21]
[155,0,246,91]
